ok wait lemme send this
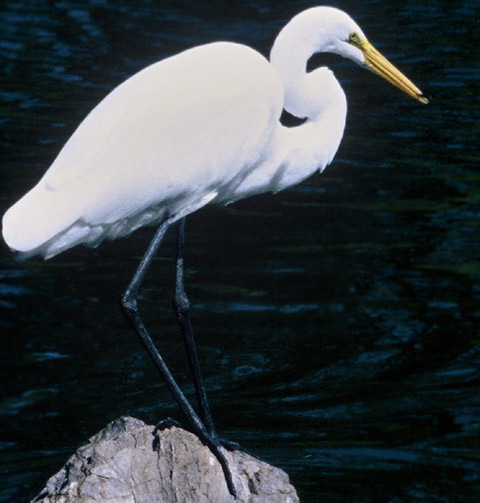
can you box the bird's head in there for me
[286,6,429,105]
[321,7,429,104]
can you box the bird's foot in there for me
[153,417,182,432]
[197,432,238,498]
[152,418,238,498]
[217,437,262,461]
[152,418,263,498]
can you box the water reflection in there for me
[1,1,480,502]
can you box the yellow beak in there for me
[351,35,428,104]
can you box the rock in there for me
[32,416,299,503]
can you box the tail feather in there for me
[2,183,83,258]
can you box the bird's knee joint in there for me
[120,293,137,317]
[173,290,190,316]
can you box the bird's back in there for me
[2,42,283,258]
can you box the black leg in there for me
[173,217,217,438]
[119,217,236,498]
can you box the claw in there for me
[154,417,182,431]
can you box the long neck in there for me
[270,18,320,118]
[269,14,348,185]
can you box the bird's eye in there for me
[348,32,361,47]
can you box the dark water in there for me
[1,1,479,501]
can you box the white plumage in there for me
[2,7,426,259]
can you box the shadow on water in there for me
[1,1,480,502]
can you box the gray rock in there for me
[32,416,299,503]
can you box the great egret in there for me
[2,6,427,497]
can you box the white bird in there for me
[2,7,426,259]
[2,6,427,497]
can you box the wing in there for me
[3,42,283,256]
